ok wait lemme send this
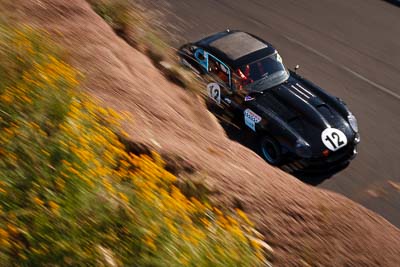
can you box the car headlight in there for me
[347,114,358,133]
[295,140,312,159]
[354,133,361,144]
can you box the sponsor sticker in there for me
[244,95,254,102]
[244,109,261,131]
[321,128,348,151]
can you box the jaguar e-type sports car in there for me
[178,30,360,173]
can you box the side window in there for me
[231,72,242,91]
[194,49,208,70]
[207,54,231,88]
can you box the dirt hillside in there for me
[4,0,400,266]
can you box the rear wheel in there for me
[260,136,282,165]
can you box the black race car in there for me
[178,30,360,173]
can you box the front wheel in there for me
[260,136,282,165]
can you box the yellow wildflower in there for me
[179,255,190,266]
[20,95,32,104]
[118,192,129,204]
[0,93,13,103]
[103,179,114,194]
[55,177,65,191]
[164,218,178,235]
[33,197,44,206]
[0,228,8,239]
[235,208,253,226]
[48,201,59,214]
[0,228,10,247]
[200,217,211,228]
[7,224,18,235]
[41,149,50,157]
[143,236,157,251]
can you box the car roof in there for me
[195,30,276,69]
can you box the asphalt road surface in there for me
[144,0,400,227]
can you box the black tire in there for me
[260,136,282,165]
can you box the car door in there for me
[202,52,232,105]
[193,49,252,117]
[227,68,268,133]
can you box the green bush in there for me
[87,0,131,32]
[0,26,267,266]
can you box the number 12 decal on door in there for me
[207,83,221,104]
[321,128,348,151]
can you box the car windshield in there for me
[237,52,289,92]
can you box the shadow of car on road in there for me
[384,0,400,7]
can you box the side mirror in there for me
[294,65,300,72]
[189,44,198,52]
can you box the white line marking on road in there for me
[284,35,400,101]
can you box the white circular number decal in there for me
[321,128,347,151]
[207,83,221,104]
